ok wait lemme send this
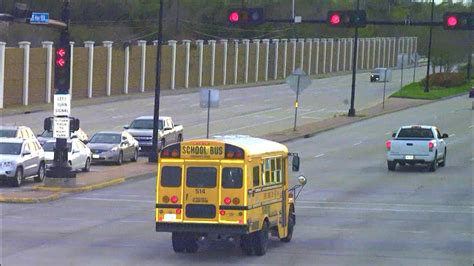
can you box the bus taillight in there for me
[224,197,231,205]
[171,195,178,203]
[176,208,182,214]
[162,196,170,203]
[232,197,240,205]
[219,210,226,216]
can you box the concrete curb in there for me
[33,177,125,193]
[0,192,62,204]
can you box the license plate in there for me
[92,154,99,159]
[405,155,414,160]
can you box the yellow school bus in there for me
[155,135,306,255]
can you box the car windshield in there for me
[90,134,121,144]
[0,130,17,138]
[39,131,53,138]
[129,119,163,130]
[0,143,22,155]
[42,142,72,152]
[397,128,434,138]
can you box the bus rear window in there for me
[186,167,217,188]
[161,166,182,187]
[222,168,243,188]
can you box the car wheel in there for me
[131,149,138,162]
[387,161,397,171]
[10,167,23,187]
[83,158,91,172]
[428,152,438,172]
[252,221,269,256]
[439,149,446,167]
[116,152,123,165]
[34,162,45,182]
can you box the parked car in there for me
[0,125,36,139]
[43,138,92,172]
[370,68,392,82]
[0,137,45,187]
[124,116,183,153]
[37,128,89,146]
[386,125,448,172]
[87,131,139,165]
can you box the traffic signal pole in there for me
[149,0,164,163]
[48,0,75,179]
[424,0,435,93]
[348,0,360,117]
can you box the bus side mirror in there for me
[292,155,300,172]
[297,175,307,186]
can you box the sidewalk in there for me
[0,97,431,204]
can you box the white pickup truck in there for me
[386,125,448,172]
[124,116,183,153]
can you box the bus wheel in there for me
[253,221,269,256]
[240,234,253,255]
[184,233,199,253]
[280,213,295,243]
[172,232,186,253]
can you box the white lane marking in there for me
[59,217,85,221]
[469,125,474,129]
[353,141,363,146]
[112,115,125,119]
[385,132,392,135]
[298,200,474,209]
[302,116,322,120]
[399,230,426,234]
[470,158,474,161]
[70,197,154,203]
[297,205,473,214]
[119,220,148,224]
[314,153,325,158]
[449,134,455,137]
[106,108,117,112]
[190,103,199,108]
[317,108,326,112]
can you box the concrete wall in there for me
[0,37,417,108]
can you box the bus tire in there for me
[183,233,199,253]
[240,234,253,255]
[280,212,295,243]
[253,221,269,256]
[171,232,186,253]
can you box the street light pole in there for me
[149,0,164,163]
[348,0,360,117]
[424,0,435,93]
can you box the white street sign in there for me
[286,68,311,93]
[53,117,70,139]
[54,94,71,116]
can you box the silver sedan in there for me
[87,131,139,165]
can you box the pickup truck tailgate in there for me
[391,139,430,155]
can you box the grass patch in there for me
[391,79,473,100]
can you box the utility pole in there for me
[149,0,164,163]
[348,0,360,117]
[424,0,435,93]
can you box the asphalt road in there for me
[2,67,426,138]
[1,95,471,265]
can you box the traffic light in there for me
[327,10,367,28]
[54,33,70,93]
[228,8,264,25]
[443,12,473,30]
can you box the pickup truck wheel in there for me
[398,161,406,166]
[10,167,23,187]
[387,161,396,171]
[34,162,45,182]
[439,149,446,167]
[428,152,438,172]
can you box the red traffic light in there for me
[443,12,473,30]
[446,16,458,27]
[228,11,239,23]
[329,13,341,25]
[56,48,66,57]
[55,58,65,68]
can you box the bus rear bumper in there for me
[156,222,249,234]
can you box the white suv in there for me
[0,138,46,187]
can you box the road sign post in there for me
[200,89,219,138]
[286,68,311,131]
